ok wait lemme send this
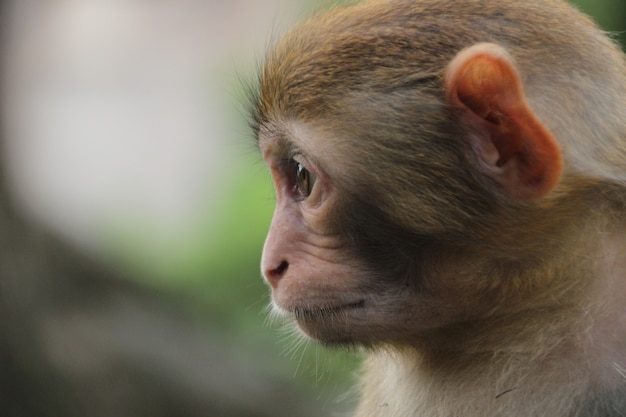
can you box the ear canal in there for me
[444,43,563,200]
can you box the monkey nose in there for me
[264,260,289,289]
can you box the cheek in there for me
[261,205,365,311]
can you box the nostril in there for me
[266,260,289,288]
[275,260,289,275]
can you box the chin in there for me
[278,301,364,346]
[292,302,409,349]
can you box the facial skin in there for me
[259,124,378,344]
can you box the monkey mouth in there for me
[291,299,365,320]
[288,300,366,345]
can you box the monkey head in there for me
[249,0,623,348]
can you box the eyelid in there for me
[284,151,306,172]
[289,149,306,163]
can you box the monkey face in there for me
[257,122,490,347]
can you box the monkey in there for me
[248,0,626,416]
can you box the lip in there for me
[291,299,365,319]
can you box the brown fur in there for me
[249,0,626,416]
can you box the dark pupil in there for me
[295,163,312,197]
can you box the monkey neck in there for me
[365,207,626,415]
[362,291,626,417]
[359,244,626,417]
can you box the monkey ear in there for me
[444,43,563,199]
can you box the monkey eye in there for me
[292,160,317,199]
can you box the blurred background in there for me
[0,0,623,416]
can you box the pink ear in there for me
[444,43,563,200]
